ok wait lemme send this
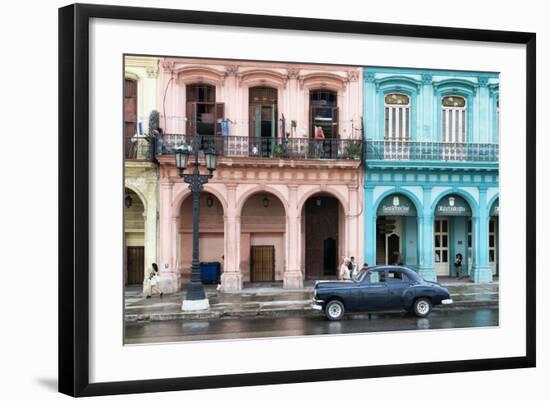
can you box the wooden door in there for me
[250,246,274,282]
[126,246,144,285]
[124,79,137,157]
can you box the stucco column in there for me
[471,188,493,283]
[421,73,433,141]
[142,201,158,293]
[221,185,243,292]
[347,185,359,260]
[158,182,180,293]
[284,185,303,289]
[478,78,491,143]
[363,72,376,139]
[419,186,437,281]
[364,186,377,266]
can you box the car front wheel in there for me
[325,300,345,321]
[413,298,432,317]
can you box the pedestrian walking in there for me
[338,257,351,280]
[146,262,163,299]
[454,253,463,279]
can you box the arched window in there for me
[384,93,410,140]
[441,95,466,143]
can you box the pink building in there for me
[156,58,364,292]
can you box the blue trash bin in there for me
[200,262,221,284]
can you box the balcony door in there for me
[186,84,224,138]
[441,95,467,160]
[384,93,410,159]
[249,87,278,156]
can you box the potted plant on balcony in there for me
[346,141,363,160]
[273,143,286,157]
[147,110,165,157]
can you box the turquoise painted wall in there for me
[363,67,499,284]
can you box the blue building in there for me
[363,67,499,283]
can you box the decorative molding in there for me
[432,78,479,96]
[478,76,489,87]
[421,73,433,85]
[161,60,175,73]
[364,71,376,83]
[287,67,300,80]
[375,76,421,94]
[146,65,159,79]
[224,65,239,77]
[237,69,288,88]
[299,72,347,91]
[347,70,360,82]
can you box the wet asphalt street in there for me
[125,307,498,344]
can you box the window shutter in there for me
[215,103,225,135]
[332,107,339,138]
[186,102,196,135]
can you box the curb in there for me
[125,301,498,322]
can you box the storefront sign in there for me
[435,195,471,216]
[377,195,416,216]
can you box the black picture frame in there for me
[59,3,536,397]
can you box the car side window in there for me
[387,270,409,284]
[366,271,386,284]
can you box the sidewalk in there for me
[125,278,499,322]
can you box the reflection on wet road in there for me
[125,308,498,344]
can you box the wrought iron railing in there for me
[158,134,363,161]
[125,137,155,161]
[365,140,499,162]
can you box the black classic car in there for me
[311,266,453,320]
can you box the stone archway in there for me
[124,188,145,286]
[178,191,226,285]
[240,192,287,283]
[300,192,346,279]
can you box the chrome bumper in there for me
[311,299,324,311]
[441,299,453,305]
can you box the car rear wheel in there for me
[413,298,432,317]
[325,300,345,321]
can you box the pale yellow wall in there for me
[125,56,160,133]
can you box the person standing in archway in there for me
[146,263,163,299]
[454,253,463,279]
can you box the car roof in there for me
[370,265,412,271]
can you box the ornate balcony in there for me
[157,134,363,162]
[125,137,155,161]
[365,140,499,170]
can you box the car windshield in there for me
[354,268,370,283]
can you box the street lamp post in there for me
[175,135,218,311]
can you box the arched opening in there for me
[302,193,344,279]
[376,194,418,266]
[124,188,145,285]
[434,194,472,277]
[179,192,225,284]
[241,192,286,283]
[489,198,499,276]
[249,86,278,157]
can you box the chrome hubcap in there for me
[417,301,429,314]
[328,304,342,318]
